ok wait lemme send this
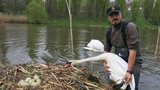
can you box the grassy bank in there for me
[48,18,157,30]
[0,13,157,29]
[135,17,157,30]
[48,18,109,28]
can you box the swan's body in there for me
[70,53,135,90]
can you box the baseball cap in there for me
[107,5,121,15]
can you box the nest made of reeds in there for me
[0,63,112,90]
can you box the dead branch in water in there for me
[155,23,160,54]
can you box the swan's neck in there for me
[75,53,108,64]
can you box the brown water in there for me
[0,23,160,90]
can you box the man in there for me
[105,5,143,90]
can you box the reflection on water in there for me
[0,24,159,65]
[0,24,107,65]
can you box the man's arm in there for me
[127,49,136,73]
[123,49,136,82]
[123,22,138,82]
[104,30,112,52]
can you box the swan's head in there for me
[83,39,104,52]
[63,60,78,68]
[63,62,72,68]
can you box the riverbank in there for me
[0,13,28,23]
[0,13,157,29]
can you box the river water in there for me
[0,23,160,90]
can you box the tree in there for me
[25,0,48,23]
[151,0,160,25]
[85,0,96,18]
[131,0,139,21]
[0,0,3,12]
[72,0,81,17]
[152,0,160,54]
[143,0,154,20]
[115,0,126,16]
[95,0,104,20]
[65,0,73,54]
[102,0,110,20]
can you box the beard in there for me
[112,19,120,25]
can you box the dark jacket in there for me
[105,21,143,63]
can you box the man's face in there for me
[108,12,122,26]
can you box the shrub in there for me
[25,0,48,24]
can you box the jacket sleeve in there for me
[125,22,140,50]
[104,30,112,52]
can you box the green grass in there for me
[47,18,109,28]
[47,17,157,30]
[135,17,157,30]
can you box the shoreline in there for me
[0,13,157,29]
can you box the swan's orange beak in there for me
[63,62,72,68]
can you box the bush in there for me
[25,0,48,24]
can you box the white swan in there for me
[69,53,135,90]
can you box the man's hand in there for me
[103,61,110,72]
[123,72,132,83]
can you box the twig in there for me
[72,66,84,74]
[85,86,90,90]
[83,82,99,88]
[48,81,63,87]
[6,83,11,90]
[65,84,76,90]
[18,66,30,74]
[51,72,60,83]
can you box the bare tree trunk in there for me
[14,0,17,13]
[153,0,157,8]
[65,0,73,54]
[155,23,160,54]
[0,0,1,6]
[86,0,94,18]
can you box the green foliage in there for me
[25,0,48,23]
[143,0,160,25]
[102,0,110,21]
[151,0,160,24]
[143,0,154,20]
[0,0,27,14]
[0,0,157,28]
[115,0,126,16]
[72,0,81,17]
[131,0,139,21]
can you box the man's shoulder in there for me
[126,22,137,28]
[125,21,139,34]
[125,21,138,33]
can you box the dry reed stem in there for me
[0,14,28,23]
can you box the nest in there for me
[0,64,112,90]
